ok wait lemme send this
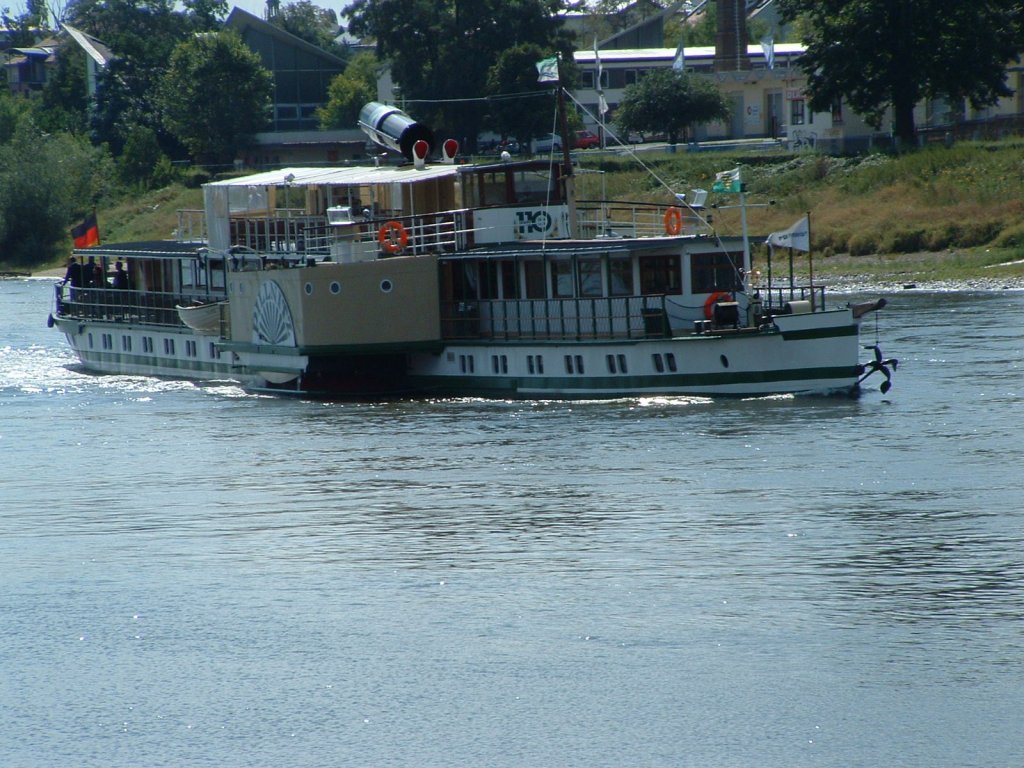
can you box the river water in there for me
[2,277,1023,767]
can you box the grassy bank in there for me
[17,138,1024,283]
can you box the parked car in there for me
[574,130,601,149]
[532,133,563,153]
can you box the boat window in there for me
[524,261,545,299]
[666,353,677,372]
[691,251,743,293]
[617,354,627,373]
[528,356,535,375]
[575,355,584,374]
[513,169,560,205]
[652,354,665,372]
[121,335,131,352]
[499,260,519,299]
[639,255,681,294]
[551,261,573,298]
[606,354,616,373]
[609,257,633,296]
[536,355,544,374]
[578,259,603,297]
[491,355,508,374]
[564,355,574,374]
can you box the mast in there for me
[555,60,580,239]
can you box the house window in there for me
[831,98,844,125]
[790,98,805,126]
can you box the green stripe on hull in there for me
[408,366,860,399]
[73,350,235,378]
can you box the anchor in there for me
[856,344,898,394]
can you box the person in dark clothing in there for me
[112,260,129,289]
[63,257,83,288]
[83,255,98,288]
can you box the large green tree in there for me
[614,68,729,144]
[778,0,1024,145]
[66,0,194,155]
[156,31,273,166]
[318,51,379,129]
[485,43,563,147]
[346,0,572,151]
[271,0,347,58]
[0,123,116,266]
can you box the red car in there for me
[574,130,601,149]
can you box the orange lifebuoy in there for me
[663,206,684,236]
[378,220,408,254]
[704,291,732,320]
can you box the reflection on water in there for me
[3,279,1024,767]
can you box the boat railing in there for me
[757,284,828,312]
[177,210,206,243]
[577,201,710,239]
[222,211,463,264]
[53,283,224,330]
[441,295,671,341]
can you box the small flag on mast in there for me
[594,39,608,115]
[760,36,775,70]
[672,41,685,71]
[71,213,100,248]
[536,56,559,84]
[766,215,811,252]
[711,167,742,193]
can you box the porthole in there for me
[304,282,314,295]
[330,281,341,295]
[720,354,729,368]
[380,279,394,293]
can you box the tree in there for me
[66,0,194,155]
[485,43,561,147]
[614,68,729,144]
[0,124,115,266]
[318,51,379,129]
[346,0,572,150]
[271,0,346,57]
[156,31,273,166]
[778,0,1024,146]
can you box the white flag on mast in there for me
[536,56,559,83]
[766,215,810,252]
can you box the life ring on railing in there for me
[704,291,732,320]
[378,220,408,254]
[663,206,684,236]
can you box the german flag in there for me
[71,213,100,249]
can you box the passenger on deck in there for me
[113,261,129,289]
[63,257,83,288]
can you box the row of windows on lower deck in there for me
[87,331,223,361]
[456,351,679,376]
[443,251,742,303]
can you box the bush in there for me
[847,230,878,256]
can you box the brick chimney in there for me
[714,0,750,71]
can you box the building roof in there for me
[60,24,115,68]
[225,7,347,67]
[576,42,803,64]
